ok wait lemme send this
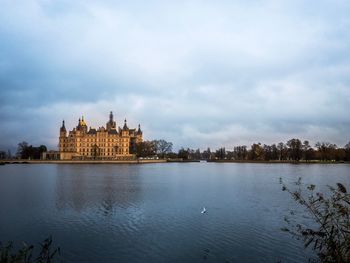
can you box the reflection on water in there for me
[0,163,349,263]
[55,165,143,215]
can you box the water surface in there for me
[0,163,349,262]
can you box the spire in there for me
[60,120,66,132]
[106,111,116,130]
[137,124,142,134]
[123,118,129,130]
[77,117,81,128]
[81,116,86,126]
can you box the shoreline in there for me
[0,159,167,165]
[0,159,349,165]
[207,160,350,164]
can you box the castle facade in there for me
[59,112,142,160]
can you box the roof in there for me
[108,129,118,134]
[87,129,97,134]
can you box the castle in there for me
[59,112,142,160]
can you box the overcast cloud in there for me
[0,0,350,152]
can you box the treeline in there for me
[15,141,47,160]
[137,139,350,162]
[0,150,11,160]
[3,138,350,162]
[1,141,47,160]
[208,140,350,161]
[133,139,173,158]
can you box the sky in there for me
[0,0,350,152]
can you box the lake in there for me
[0,163,349,262]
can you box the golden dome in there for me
[80,116,87,126]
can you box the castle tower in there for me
[137,124,142,135]
[106,111,116,131]
[136,124,143,143]
[60,120,66,137]
[59,120,67,153]
[122,119,129,135]
[77,116,88,133]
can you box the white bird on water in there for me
[201,207,207,214]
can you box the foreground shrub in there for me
[0,237,59,263]
[280,178,350,262]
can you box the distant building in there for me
[41,150,60,160]
[59,111,143,160]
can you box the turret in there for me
[106,111,116,130]
[77,116,88,132]
[60,120,66,137]
[137,124,142,135]
[81,116,87,126]
[121,118,129,136]
[123,119,129,130]
[136,124,143,143]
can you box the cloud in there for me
[0,0,350,152]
